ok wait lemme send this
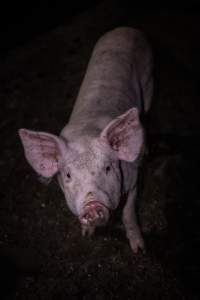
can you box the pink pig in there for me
[19,27,153,253]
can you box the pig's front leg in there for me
[122,186,145,253]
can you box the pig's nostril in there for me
[82,212,94,224]
[98,210,104,219]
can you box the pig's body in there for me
[62,27,152,140]
[19,27,153,253]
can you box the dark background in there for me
[1,1,200,57]
[0,1,101,58]
[0,1,200,299]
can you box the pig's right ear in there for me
[18,129,65,178]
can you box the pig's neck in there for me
[61,114,111,139]
[61,79,141,140]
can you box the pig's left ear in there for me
[18,129,65,178]
[100,108,144,162]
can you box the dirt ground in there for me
[0,1,200,299]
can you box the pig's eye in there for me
[64,170,72,182]
[105,165,111,174]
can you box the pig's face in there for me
[56,137,121,227]
[19,108,144,233]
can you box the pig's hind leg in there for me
[122,186,144,253]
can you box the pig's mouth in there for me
[79,201,110,227]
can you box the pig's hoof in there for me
[81,225,95,237]
[128,235,145,254]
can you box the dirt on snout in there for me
[0,1,200,299]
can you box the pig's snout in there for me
[79,200,110,227]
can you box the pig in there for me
[18,27,153,253]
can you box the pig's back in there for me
[63,27,153,138]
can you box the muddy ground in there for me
[0,1,200,299]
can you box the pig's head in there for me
[18,108,144,234]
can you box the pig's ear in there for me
[18,129,64,178]
[100,108,144,162]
